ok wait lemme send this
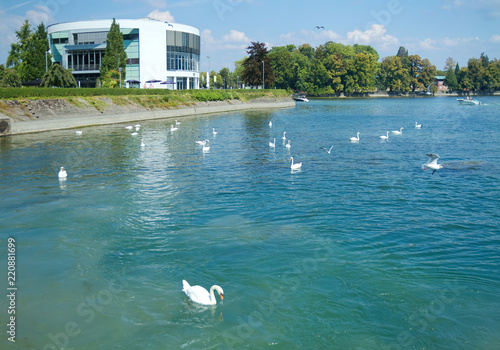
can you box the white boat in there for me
[294,96,309,102]
[292,93,309,102]
[457,97,480,105]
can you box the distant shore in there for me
[0,97,295,136]
[310,91,500,98]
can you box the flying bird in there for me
[316,26,325,29]
[320,146,334,154]
[422,153,443,174]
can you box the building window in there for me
[166,30,200,72]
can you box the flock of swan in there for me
[348,121,443,174]
[62,118,441,179]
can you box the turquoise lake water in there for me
[1,97,499,349]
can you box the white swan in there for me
[392,127,404,135]
[415,122,422,129]
[202,140,210,152]
[140,139,145,147]
[135,125,140,131]
[290,157,302,170]
[282,132,287,140]
[58,167,67,179]
[131,132,138,136]
[212,128,218,135]
[170,125,178,132]
[175,120,181,125]
[269,138,275,148]
[350,132,360,142]
[182,280,224,306]
[286,140,291,149]
[422,153,443,174]
[380,131,389,140]
[75,130,83,135]
[269,121,273,127]
[125,125,133,130]
[195,140,206,146]
[320,146,334,154]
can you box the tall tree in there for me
[241,42,274,88]
[444,67,458,91]
[100,18,127,83]
[6,20,51,81]
[396,46,408,58]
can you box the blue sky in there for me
[1,0,500,73]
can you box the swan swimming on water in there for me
[58,167,67,179]
[422,153,443,174]
[202,140,210,152]
[415,122,422,129]
[182,280,224,306]
[212,128,218,135]
[350,132,360,142]
[290,157,302,170]
[380,131,389,140]
[140,139,145,147]
[282,132,287,140]
[269,138,276,148]
[392,127,404,135]
[286,140,291,149]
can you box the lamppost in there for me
[262,60,265,89]
[45,50,50,72]
[206,56,210,89]
[119,67,122,88]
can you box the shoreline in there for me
[0,98,295,136]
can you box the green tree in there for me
[100,18,127,84]
[32,23,51,78]
[41,63,77,87]
[6,20,50,82]
[269,45,296,90]
[344,52,378,94]
[1,68,22,87]
[241,42,275,88]
[379,56,411,92]
[219,67,231,88]
[418,59,437,91]
[457,67,472,91]
[444,67,458,91]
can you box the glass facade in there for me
[166,31,200,72]
[48,21,199,89]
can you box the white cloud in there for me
[146,9,174,22]
[202,28,251,52]
[26,5,54,24]
[490,34,500,42]
[345,24,399,49]
[418,38,436,50]
[222,30,249,43]
[278,24,399,52]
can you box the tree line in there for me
[239,42,500,95]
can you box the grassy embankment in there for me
[0,88,291,114]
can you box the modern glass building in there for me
[47,18,200,89]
